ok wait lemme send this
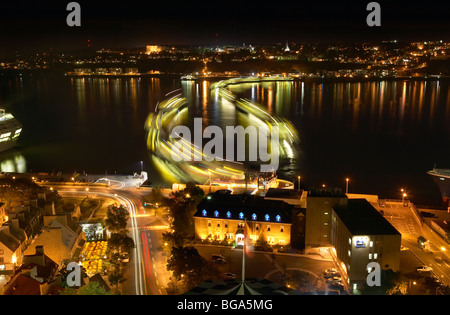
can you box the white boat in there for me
[0,109,22,152]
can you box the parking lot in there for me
[194,245,344,293]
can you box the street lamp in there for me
[345,178,349,194]
[298,176,301,192]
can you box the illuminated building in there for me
[194,190,293,246]
[146,45,162,54]
[305,188,348,252]
[330,199,401,292]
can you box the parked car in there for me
[326,276,342,284]
[223,272,237,280]
[211,254,225,262]
[121,253,129,263]
[328,282,344,291]
[416,265,433,272]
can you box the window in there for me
[252,213,257,220]
[348,238,352,245]
[374,253,378,259]
[217,221,221,228]
[208,220,211,227]
[239,212,244,220]
[369,253,373,259]
[255,224,260,231]
[226,211,231,218]
[202,209,207,217]
[369,241,373,248]
[348,250,351,257]
[265,214,270,221]
[224,221,228,228]
[267,225,271,232]
[214,210,219,217]
[276,215,281,222]
[280,226,284,233]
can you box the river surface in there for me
[0,74,449,206]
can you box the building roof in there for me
[264,188,302,199]
[308,187,346,198]
[333,199,400,236]
[4,274,41,295]
[195,191,293,224]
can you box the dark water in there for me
[0,75,449,206]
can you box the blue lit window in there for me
[202,209,207,216]
[239,212,244,219]
[265,214,270,221]
[252,213,257,220]
[226,211,231,218]
[214,210,219,217]
[276,215,281,222]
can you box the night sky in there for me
[0,0,449,57]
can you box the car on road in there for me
[323,268,339,278]
[212,254,226,264]
[223,272,237,280]
[328,282,344,291]
[121,253,129,263]
[326,276,342,284]
[416,265,433,272]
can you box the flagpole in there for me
[241,218,246,284]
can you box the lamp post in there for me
[346,178,349,194]
[298,176,301,192]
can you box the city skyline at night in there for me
[1,0,449,57]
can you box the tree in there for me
[108,267,126,293]
[166,246,209,290]
[386,281,408,295]
[60,281,113,295]
[360,269,401,295]
[147,187,165,205]
[105,204,130,233]
[108,232,135,253]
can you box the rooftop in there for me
[333,199,400,236]
[308,187,346,198]
[195,191,293,224]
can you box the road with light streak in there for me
[52,184,171,295]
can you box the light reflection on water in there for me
[0,151,26,173]
[0,75,449,204]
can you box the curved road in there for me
[53,184,171,295]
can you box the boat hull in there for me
[0,139,18,153]
[428,169,450,205]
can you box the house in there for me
[3,245,58,295]
[8,204,44,240]
[0,203,7,225]
[0,220,27,275]
[24,213,85,266]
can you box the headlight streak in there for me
[145,76,300,184]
